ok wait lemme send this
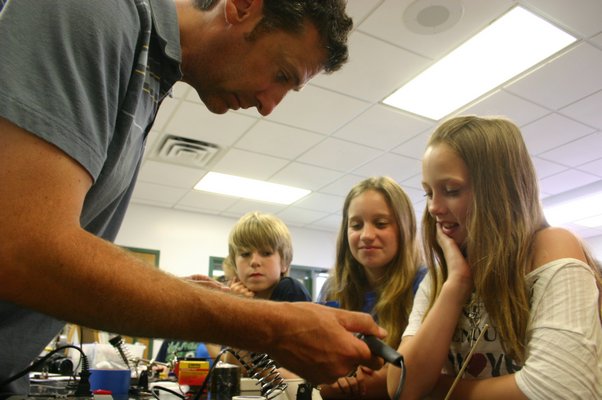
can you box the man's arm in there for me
[0,118,384,383]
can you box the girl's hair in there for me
[227,211,293,276]
[326,176,423,348]
[421,115,601,361]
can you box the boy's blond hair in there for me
[228,211,293,276]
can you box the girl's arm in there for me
[387,224,473,399]
[320,365,389,399]
[430,374,528,400]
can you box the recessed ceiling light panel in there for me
[194,172,310,205]
[385,6,577,120]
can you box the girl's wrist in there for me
[440,279,472,307]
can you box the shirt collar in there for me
[147,0,182,64]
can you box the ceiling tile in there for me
[522,0,602,37]
[353,152,421,182]
[222,199,287,217]
[591,32,602,47]
[531,156,568,179]
[539,169,599,195]
[539,132,602,167]
[176,190,238,212]
[505,43,602,110]
[138,160,206,188]
[277,207,330,227]
[560,90,602,130]
[163,101,256,147]
[131,182,187,204]
[131,198,175,209]
[357,0,514,59]
[144,130,162,157]
[265,85,370,134]
[333,104,433,150]
[293,192,345,213]
[394,185,425,204]
[152,95,180,132]
[401,172,424,191]
[297,138,383,172]
[318,174,366,196]
[211,148,289,180]
[391,130,431,159]
[310,31,430,102]
[577,158,602,177]
[270,162,342,191]
[521,113,596,155]
[460,90,549,126]
[234,120,325,160]
[171,82,192,99]
[345,0,384,25]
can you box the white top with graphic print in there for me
[404,258,602,399]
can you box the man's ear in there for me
[224,0,263,25]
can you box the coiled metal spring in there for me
[108,335,134,370]
[226,349,287,399]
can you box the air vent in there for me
[151,135,220,168]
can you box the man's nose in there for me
[256,86,288,116]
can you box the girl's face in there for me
[422,143,473,247]
[347,189,399,284]
[235,248,285,299]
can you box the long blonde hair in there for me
[422,115,602,361]
[325,176,423,348]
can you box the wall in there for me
[115,203,338,276]
[116,203,602,274]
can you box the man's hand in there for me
[267,302,385,385]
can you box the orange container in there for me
[176,360,210,386]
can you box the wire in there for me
[192,348,228,400]
[151,385,186,400]
[391,356,406,400]
[0,344,90,394]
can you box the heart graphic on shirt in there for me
[465,353,487,377]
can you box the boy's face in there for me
[235,248,286,298]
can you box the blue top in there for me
[270,276,312,302]
[318,267,427,317]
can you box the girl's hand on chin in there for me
[436,223,472,293]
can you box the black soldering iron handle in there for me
[359,334,404,367]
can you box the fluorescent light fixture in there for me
[544,191,602,227]
[194,172,310,205]
[383,6,577,120]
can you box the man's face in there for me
[182,20,326,116]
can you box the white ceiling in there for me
[134,0,602,239]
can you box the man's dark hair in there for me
[193,0,353,73]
